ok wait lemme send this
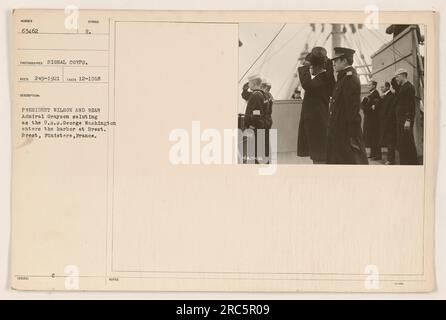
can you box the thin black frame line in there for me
[17,32,109,35]
[107,20,427,281]
[17,81,109,84]
[17,48,108,51]
[16,65,109,68]
[13,274,427,282]
[110,269,425,276]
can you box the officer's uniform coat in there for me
[327,66,368,164]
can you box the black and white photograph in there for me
[238,23,425,165]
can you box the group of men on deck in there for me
[361,76,419,165]
[242,45,420,165]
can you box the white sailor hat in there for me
[394,68,408,76]
[248,74,262,81]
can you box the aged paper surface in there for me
[10,10,436,292]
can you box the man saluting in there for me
[297,46,335,164]
[242,74,269,163]
[327,47,368,164]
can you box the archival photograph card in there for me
[10,9,436,292]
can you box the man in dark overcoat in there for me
[394,68,419,165]
[361,80,382,160]
[297,47,335,164]
[379,80,397,165]
[326,47,368,165]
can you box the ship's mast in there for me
[331,24,342,54]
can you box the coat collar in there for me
[312,69,327,79]
[400,81,412,89]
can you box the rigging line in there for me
[311,25,324,47]
[357,28,375,54]
[238,23,287,83]
[251,24,307,72]
[357,28,376,57]
[349,32,372,77]
[369,27,388,42]
[341,33,352,48]
[258,40,275,75]
[322,32,331,47]
[344,33,371,81]
[351,30,365,56]
[354,31,370,63]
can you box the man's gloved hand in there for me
[302,52,312,66]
